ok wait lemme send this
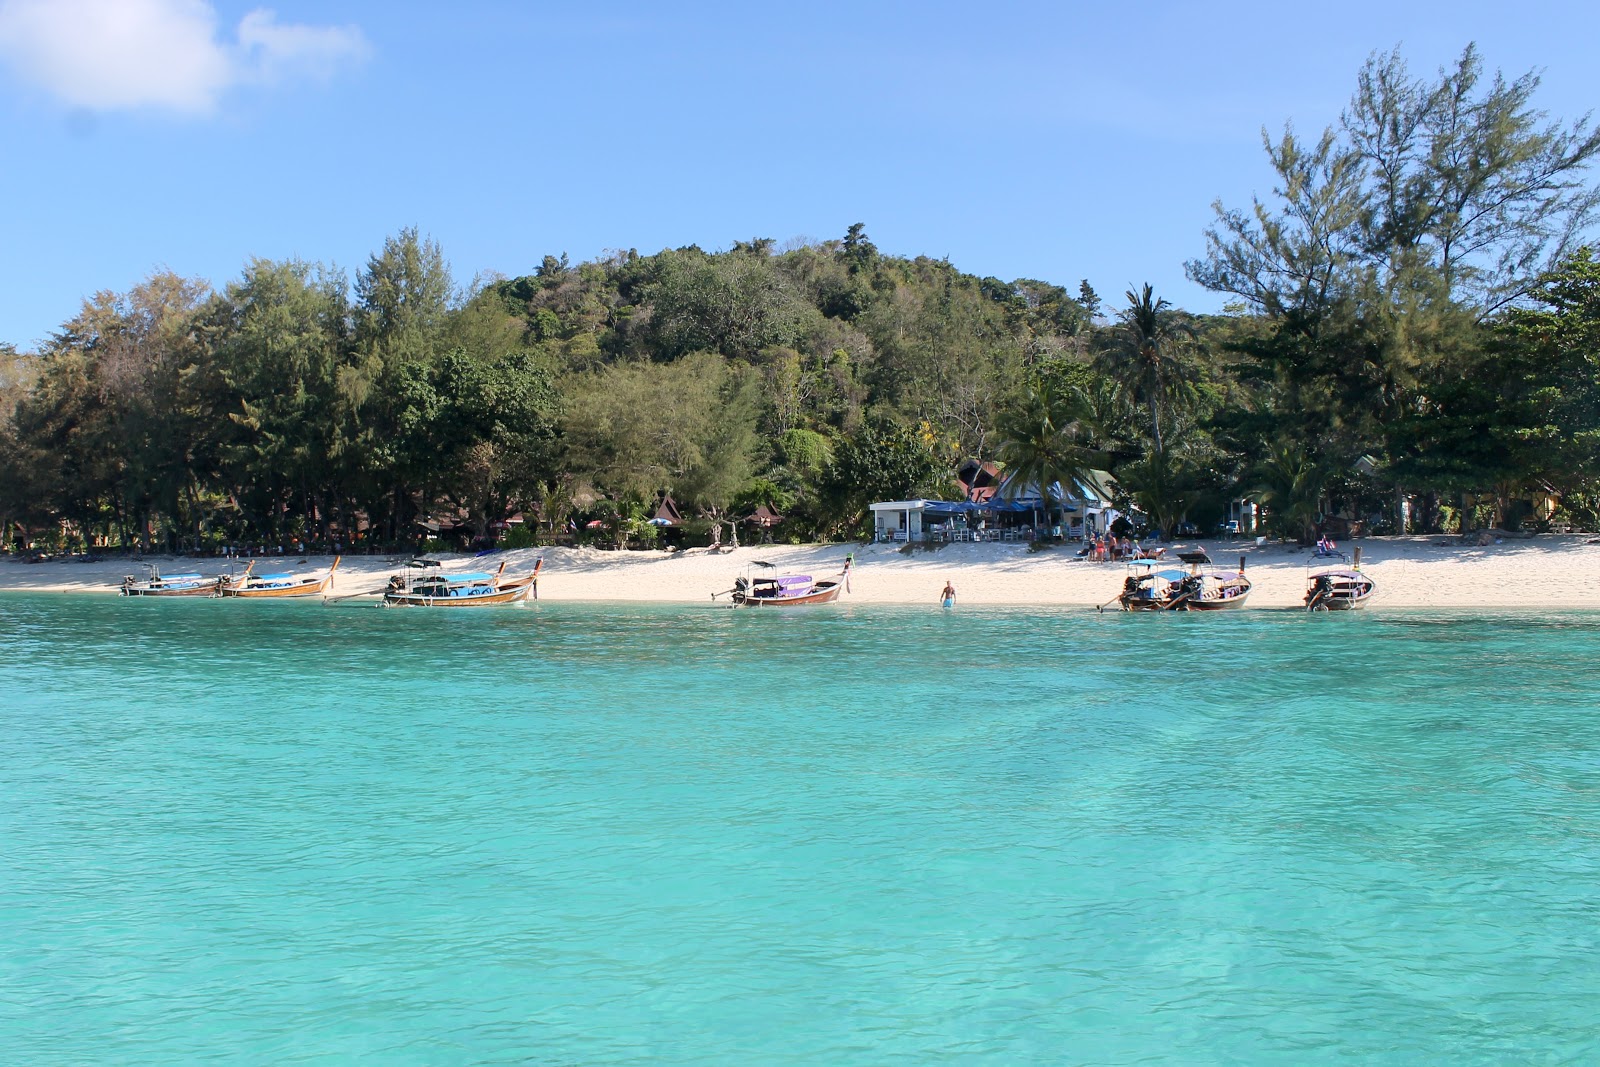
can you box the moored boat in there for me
[1115,556,1252,611]
[1115,564,1189,611]
[219,557,341,598]
[718,558,851,607]
[120,565,222,597]
[1169,567,1253,610]
[1305,567,1374,610]
[382,558,541,607]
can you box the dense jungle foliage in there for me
[3,46,1599,552]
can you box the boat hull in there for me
[1176,592,1252,611]
[733,579,843,607]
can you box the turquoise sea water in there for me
[3,595,1599,1065]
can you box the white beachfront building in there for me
[870,471,1123,543]
[869,500,935,543]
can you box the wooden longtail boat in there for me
[219,557,341,598]
[718,559,852,607]
[1305,569,1374,610]
[1115,555,1252,611]
[1115,565,1189,611]
[382,558,541,607]
[1305,548,1374,610]
[120,565,222,597]
[1168,568,1252,611]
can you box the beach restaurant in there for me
[871,471,1120,543]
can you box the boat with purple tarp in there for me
[717,558,851,607]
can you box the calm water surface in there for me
[3,595,1598,1064]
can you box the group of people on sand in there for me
[1082,535,1160,563]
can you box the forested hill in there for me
[3,46,1599,553]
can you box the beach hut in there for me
[653,494,684,527]
[744,504,784,542]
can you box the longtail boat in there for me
[1115,564,1189,611]
[120,565,222,597]
[1168,567,1252,610]
[1305,550,1374,610]
[382,558,541,607]
[219,557,341,598]
[1115,556,1251,611]
[717,558,851,607]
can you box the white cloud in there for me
[236,9,369,86]
[0,0,368,115]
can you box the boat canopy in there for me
[769,575,813,592]
[441,572,496,583]
[1141,569,1189,583]
[257,573,295,581]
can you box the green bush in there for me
[499,525,538,549]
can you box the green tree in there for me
[1188,45,1600,526]
[1095,284,1197,456]
[819,417,953,538]
[561,351,760,519]
[992,381,1095,531]
[1190,45,1600,319]
[421,349,561,539]
[1251,442,1329,543]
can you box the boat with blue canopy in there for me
[120,564,223,597]
[382,558,541,607]
[1115,557,1252,611]
[1115,563,1191,611]
[220,557,341,598]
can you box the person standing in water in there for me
[940,580,956,608]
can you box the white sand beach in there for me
[3,535,1597,609]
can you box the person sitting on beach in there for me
[1317,534,1337,555]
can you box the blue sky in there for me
[0,0,1595,349]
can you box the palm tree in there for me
[1252,442,1326,544]
[993,382,1095,532]
[1117,450,1203,540]
[1097,284,1197,456]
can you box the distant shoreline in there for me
[3,536,1596,610]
